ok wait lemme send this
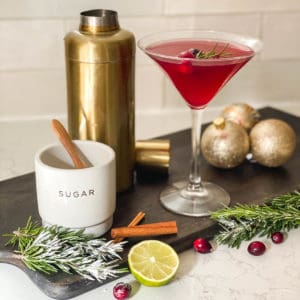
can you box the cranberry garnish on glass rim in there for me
[179,60,193,73]
[178,50,195,58]
[189,48,200,56]
[178,48,201,58]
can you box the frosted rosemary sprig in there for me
[211,192,300,248]
[5,219,128,281]
[214,218,260,248]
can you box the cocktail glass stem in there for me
[161,105,230,216]
[188,109,203,191]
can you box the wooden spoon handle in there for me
[51,119,88,169]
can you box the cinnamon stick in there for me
[113,211,145,243]
[135,221,176,228]
[111,221,178,239]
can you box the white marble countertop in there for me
[0,106,300,300]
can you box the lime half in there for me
[128,240,179,287]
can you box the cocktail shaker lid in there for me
[80,9,120,32]
[65,9,135,63]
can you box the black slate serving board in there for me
[0,107,299,299]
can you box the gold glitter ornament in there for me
[201,117,250,169]
[250,119,296,167]
[220,103,260,131]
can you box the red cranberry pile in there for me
[193,231,285,257]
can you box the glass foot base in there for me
[160,181,230,217]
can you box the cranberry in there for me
[193,238,212,253]
[179,60,193,73]
[189,48,200,56]
[178,48,201,58]
[271,232,284,244]
[113,282,131,300]
[247,241,266,256]
[178,50,194,58]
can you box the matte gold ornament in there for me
[201,117,250,169]
[250,119,296,167]
[220,103,260,131]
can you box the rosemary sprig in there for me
[4,216,43,251]
[196,42,231,59]
[270,191,300,209]
[4,219,127,281]
[211,192,300,248]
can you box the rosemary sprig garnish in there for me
[196,42,231,59]
[211,192,300,248]
[4,219,128,281]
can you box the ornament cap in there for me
[213,117,226,129]
[220,103,260,131]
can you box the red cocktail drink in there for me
[147,40,254,108]
[138,31,262,217]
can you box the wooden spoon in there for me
[51,119,88,169]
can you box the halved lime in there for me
[128,240,179,287]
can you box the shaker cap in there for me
[80,9,120,33]
[64,9,135,63]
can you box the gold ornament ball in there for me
[220,103,260,131]
[250,119,296,167]
[201,117,250,169]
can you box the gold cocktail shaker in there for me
[64,9,135,192]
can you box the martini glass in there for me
[138,31,262,217]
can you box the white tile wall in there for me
[136,65,164,111]
[57,0,164,18]
[0,0,299,119]
[191,14,260,37]
[0,0,58,18]
[164,0,300,14]
[262,12,300,60]
[0,70,66,116]
[0,0,164,18]
[0,20,64,70]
